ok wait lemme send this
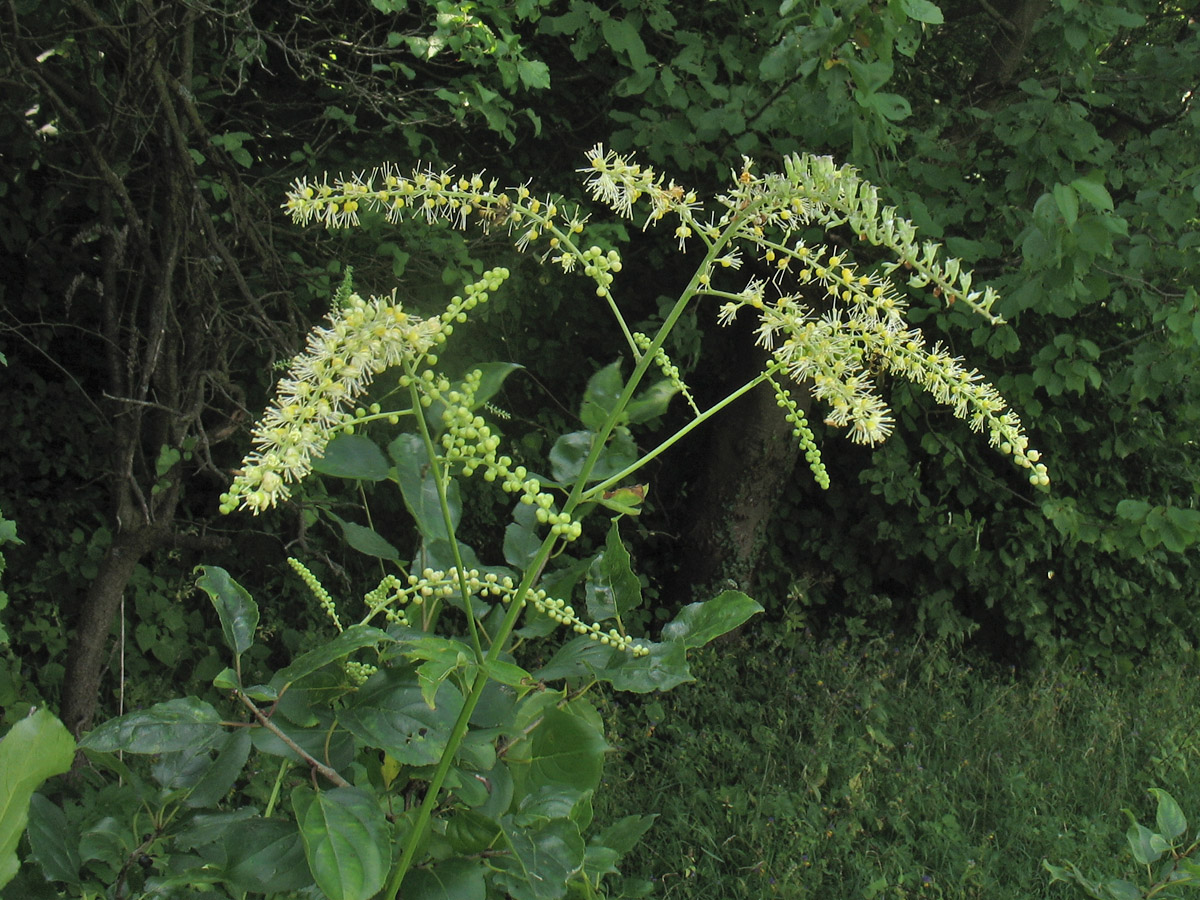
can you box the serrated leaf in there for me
[1072,175,1114,212]
[80,698,223,753]
[292,785,388,900]
[1115,499,1151,521]
[1054,184,1079,229]
[196,565,259,658]
[0,710,75,889]
[516,59,550,91]
[600,17,651,69]
[312,433,390,481]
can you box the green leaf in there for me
[1054,184,1079,229]
[661,590,764,648]
[1125,819,1164,865]
[196,565,259,659]
[600,17,652,69]
[292,785,389,900]
[80,697,223,753]
[26,794,80,885]
[220,817,312,894]
[312,433,390,481]
[900,0,944,24]
[272,624,394,688]
[527,707,608,794]
[0,710,75,890]
[185,727,252,808]
[624,379,679,424]
[579,361,624,431]
[404,857,487,900]
[337,668,463,765]
[516,59,550,91]
[1151,788,1188,841]
[391,433,463,542]
[1071,175,1114,211]
[596,813,656,856]
[585,520,642,622]
[326,510,402,561]
[549,429,638,484]
[493,817,586,900]
[1102,878,1142,900]
[1115,499,1151,521]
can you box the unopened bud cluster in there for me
[289,558,343,632]
[524,588,649,656]
[409,368,583,543]
[770,378,829,490]
[633,331,698,414]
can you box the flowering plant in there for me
[12,147,1046,899]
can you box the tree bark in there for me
[60,522,172,735]
[669,322,803,605]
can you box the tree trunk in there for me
[669,324,803,605]
[60,521,171,735]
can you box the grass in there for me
[594,621,1200,900]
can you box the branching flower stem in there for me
[235,692,351,789]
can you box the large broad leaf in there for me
[185,727,252,807]
[0,709,75,889]
[583,814,657,880]
[272,623,393,688]
[196,565,258,660]
[26,793,80,885]
[292,785,388,900]
[220,817,313,894]
[660,590,762,648]
[403,857,487,900]
[585,520,642,622]
[493,817,585,900]
[526,707,607,795]
[532,634,692,693]
[80,697,223,754]
[312,433,390,480]
[390,433,462,542]
[1151,788,1187,842]
[337,668,463,765]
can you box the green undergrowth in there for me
[594,622,1200,900]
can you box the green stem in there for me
[382,530,560,900]
[383,198,765,899]
[580,366,779,502]
[407,376,484,661]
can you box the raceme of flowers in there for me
[579,146,1048,486]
